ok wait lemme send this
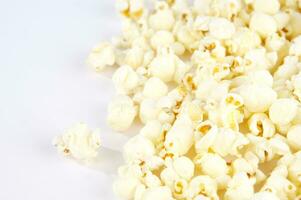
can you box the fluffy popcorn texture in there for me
[107,95,137,131]
[55,0,301,199]
[53,123,101,160]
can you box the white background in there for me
[0,1,128,199]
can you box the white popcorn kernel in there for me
[188,176,218,199]
[113,177,140,200]
[140,120,162,144]
[123,135,155,163]
[187,101,203,122]
[124,46,144,68]
[253,0,280,15]
[198,153,228,178]
[148,2,175,31]
[164,115,194,155]
[160,167,179,187]
[209,18,235,40]
[149,48,176,82]
[224,173,254,200]
[269,98,298,126]
[230,28,261,56]
[232,158,254,175]
[175,26,197,50]
[253,191,280,200]
[143,77,168,99]
[53,123,101,160]
[250,12,277,38]
[112,65,140,94]
[237,84,277,113]
[273,12,290,30]
[244,48,277,71]
[139,99,160,124]
[173,156,195,180]
[211,128,249,157]
[107,95,137,131]
[141,186,173,200]
[150,30,175,50]
[87,42,115,72]
[248,113,275,138]
[269,135,291,156]
[261,173,296,200]
[287,125,301,150]
[289,11,301,38]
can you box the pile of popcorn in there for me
[54,0,301,199]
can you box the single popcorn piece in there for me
[143,77,168,99]
[149,48,176,82]
[208,17,235,40]
[123,135,155,163]
[249,12,277,38]
[269,98,298,126]
[53,123,101,160]
[197,153,228,178]
[287,125,301,150]
[173,156,195,180]
[248,113,275,138]
[148,2,175,31]
[112,65,140,94]
[107,95,137,131]
[87,42,115,72]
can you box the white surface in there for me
[0,1,128,199]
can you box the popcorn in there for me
[269,98,298,126]
[164,115,194,155]
[248,113,275,138]
[140,120,162,144]
[112,65,140,94]
[107,95,137,131]
[196,153,228,178]
[113,177,140,200]
[237,83,277,113]
[56,1,301,199]
[53,123,101,160]
[124,46,144,68]
[172,156,195,180]
[87,42,115,72]
[149,48,176,82]
[224,172,255,200]
[188,176,218,199]
[287,125,301,150]
[250,12,277,38]
[148,2,175,31]
[150,30,175,50]
[208,18,236,40]
[140,186,173,200]
[123,135,155,163]
[253,0,280,15]
[143,77,168,99]
[139,99,160,124]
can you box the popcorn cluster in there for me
[58,0,301,199]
